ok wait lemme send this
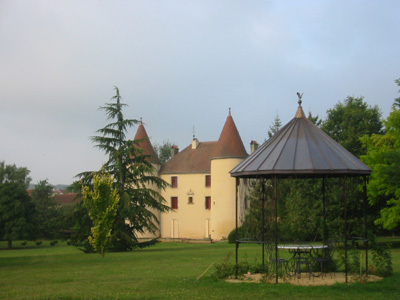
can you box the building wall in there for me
[160,173,212,239]
[210,157,245,240]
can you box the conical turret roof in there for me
[231,98,371,178]
[133,121,160,165]
[213,109,248,158]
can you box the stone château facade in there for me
[134,111,249,240]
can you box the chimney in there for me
[192,138,199,149]
[170,145,179,157]
[250,140,259,153]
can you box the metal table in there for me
[278,244,329,278]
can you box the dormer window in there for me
[187,189,194,204]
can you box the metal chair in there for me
[312,241,336,278]
[284,243,314,279]
[266,243,290,279]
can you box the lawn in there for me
[0,240,399,300]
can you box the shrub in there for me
[227,226,247,244]
[21,241,27,246]
[214,252,252,279]
[36,241,42,246]
[370,245,392,277]
[50,240,58,246]
[338,249,362,274]
[348,249,361,274]
[227,229,236,244]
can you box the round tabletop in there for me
[277,244,328,250]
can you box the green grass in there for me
[0,241,399,299]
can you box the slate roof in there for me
[160,111,247,174]
[133,122,161,165]
[231,100,371,178]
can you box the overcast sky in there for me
[1,0,399,185]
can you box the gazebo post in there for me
[261,179,265,271]
[344,176,348,283]
[235,177,239,279]
[322,177,328,261]
[274,176,278,284]
[322,177,327,244]
[363,176,369,276]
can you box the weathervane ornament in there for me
[297,92,303,106]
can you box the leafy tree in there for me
[0,182,35,248]
[316,97,384,238]
[82,171,119,257]
[154,140,174,164]
[71,199,94,252]
[235,180,276,242]
[77,87,170,251]
[31,179,61,239]
[321,96,383,157]
[0,162,34,248]
[318,97,384,237]
[56,203,76,239]
[0,161,31,188]
[278,178,324,241]
[361,80,400,230]
[66,181,82,193]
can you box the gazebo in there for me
[230,95,371,283]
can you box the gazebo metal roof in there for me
[231,99,371,178]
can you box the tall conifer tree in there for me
[78,87,169,251]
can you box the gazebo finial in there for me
[297,92,303,106]
[295,92,306,118]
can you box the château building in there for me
[134,110,250,240]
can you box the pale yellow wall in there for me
[160,173,212,239]
[210,157,245,240]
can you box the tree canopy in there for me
[154,140,174,164]
[0,161,31,188]
[361,79,400,230]
[0,162,34,248]
[322,96,383,157]
[31,179,61,239]
[0,183,35,248]
[82,171,120,257]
